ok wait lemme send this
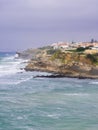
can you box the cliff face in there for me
[23,48,98,78]
[17,48,47,59]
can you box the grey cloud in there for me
[0,0,98,51]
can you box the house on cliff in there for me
[51,42,70,50]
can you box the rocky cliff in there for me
[23,47,98,79]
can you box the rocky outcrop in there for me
[16,48,44,59]
[25,59,98,79]
[25,60,60,73]
[21,47,98,79]
[16,46,53,59]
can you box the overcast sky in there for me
[0,0,98,51]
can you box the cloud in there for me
[0,0,98,51]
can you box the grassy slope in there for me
[47,49,98,66]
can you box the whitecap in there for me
[63,93,89,96]
[17,116,24,120]
[47,114,60,119]
[89,81,98,85]
[0,76,32,85]
[0,54,28,77]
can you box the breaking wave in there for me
[0,52,28,77]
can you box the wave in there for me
[89,81,98,85]
[63,93,89,96]
[0,76,32,85]
[0,53,28,77]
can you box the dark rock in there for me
[33,74,66,78]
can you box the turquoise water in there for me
[0,53,98,130]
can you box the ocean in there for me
[0,52,98,130]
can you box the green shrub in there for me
[86,54,97,63]
[51,50,66,63]
[47,49,57,55]
[76,47,90,52]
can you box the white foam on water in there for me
[47,113,61,119]
[0,54,28,77]
[15,76,32,85]
[17,116,24,120]
[63,93,89,96]
[89,81,98,85]
[0,76,32,85]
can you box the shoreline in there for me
[18,46,98,80]
[33,74,98,79]
[24,60,98,79]
[25,68,98,79]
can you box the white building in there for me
[51,42,70,49]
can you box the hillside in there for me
[19,46,98,79]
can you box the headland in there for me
[17,40,98,79]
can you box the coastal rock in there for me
[25,59,98,79]
[24,47,98,79]
[16,48,43,59]
[89,67,98,75]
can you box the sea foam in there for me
[0,53,27,77]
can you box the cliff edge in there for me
[19,46,98,79]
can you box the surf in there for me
[0,52,27,77]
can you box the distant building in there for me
[51,42,70,49]
[51,41,98,50]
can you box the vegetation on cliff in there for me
[43,46,98,66]
[50,50,97,65]
[19,45,98,78]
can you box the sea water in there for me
[0,52,98,130]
